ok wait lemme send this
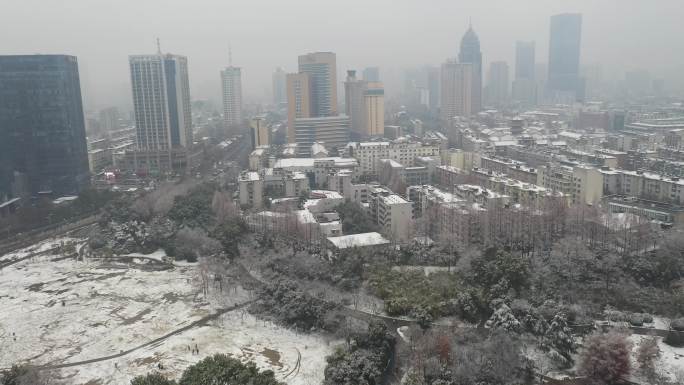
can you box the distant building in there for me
[547,13,583,102]
[221,66,243,130]
[364,82,385,137]
[458,25,483,114]
[298,52,337,117]
[249,116,269,149]
[486,61,509,107]
[362,66,380,82]
[0,55,90,198]
[440,60,474,120]
[272,67,287,107]
[286,72,312,143]
[512,41,537,106]
[345,70,385,138]
[344,70,366,137]
[293,115,350,156]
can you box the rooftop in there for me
[327,232,390,249]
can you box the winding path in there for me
[37,300,254,371]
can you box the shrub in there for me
[578,331,632,384]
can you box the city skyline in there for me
[3,0,683,109]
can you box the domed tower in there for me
[458,24,482,114]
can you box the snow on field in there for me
[628,334,684,383]
[0,240,336,385]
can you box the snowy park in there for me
[0,238,335,385]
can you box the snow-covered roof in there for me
[327,232,390,249]
[274,157,357,169]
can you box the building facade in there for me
[298,52,337,117]
[458,26,482,114]
[440,60,474,120]
[0,55,90,197]
[547,13,583,101]
[221,66,243,129]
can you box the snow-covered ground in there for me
[628,334,684,383]
[0,239,336,385]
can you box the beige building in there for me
[345,140,441,177]
[440,60,474,121]
[250,116,269,149]
[286,72,311,143]
[537,164,603,205]
[364,82,384,137]
[345,71,384,138]
[298,52,337,117]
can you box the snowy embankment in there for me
[0,239,335,385]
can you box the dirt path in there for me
[37,300,254,371]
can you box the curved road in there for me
[37,300,253,371]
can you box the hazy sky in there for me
[2,0,683,111]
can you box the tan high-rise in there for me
[440,60,473,121]
[297,52,337,117]
[286,73,311,143]
[364,82,384,137]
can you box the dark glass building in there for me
[547,13,583,101]
[458,26,483,114]
[0,55,90,198]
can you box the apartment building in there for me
[346,140,441,177]
[368,186,412,243]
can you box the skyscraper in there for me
[364,82,384,137]
[128,53,192,173]
[486,61,509,107]
[363,67,380,82]
[286,72,311,143]
[345,70,384,138]
[458,25,482,114]
[272,67,287,107]
[0,55,89,197]
[345,70,366,138]
[547,13,583,101]
[515,41,535,80]
[440,60,474,121]
[221,66,243,129]
[512,41,537,106]
[297,52,337,117]
[130,54,192,150]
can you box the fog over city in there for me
[4,1,684,385]
[2,0,683,108]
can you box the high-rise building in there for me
[249,116,270,149]
[272,67,287,107]
[345,70,366,138]
[458,25,482,114]
[512,41,537,106]
[345,70,385,138]
[486,61,509,107]
[440,60,473,121]
[364,82,384,137]
[286,72,312,143]
[298,52,337,117]
[221,66,243,129]
[547,13,583,102]
[127,53,193,174]
[363,67,380,82]
[130,54,192,150]
[0,55,90,198]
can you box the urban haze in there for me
[1,1,684,385]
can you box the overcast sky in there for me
[2,0,682,111]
